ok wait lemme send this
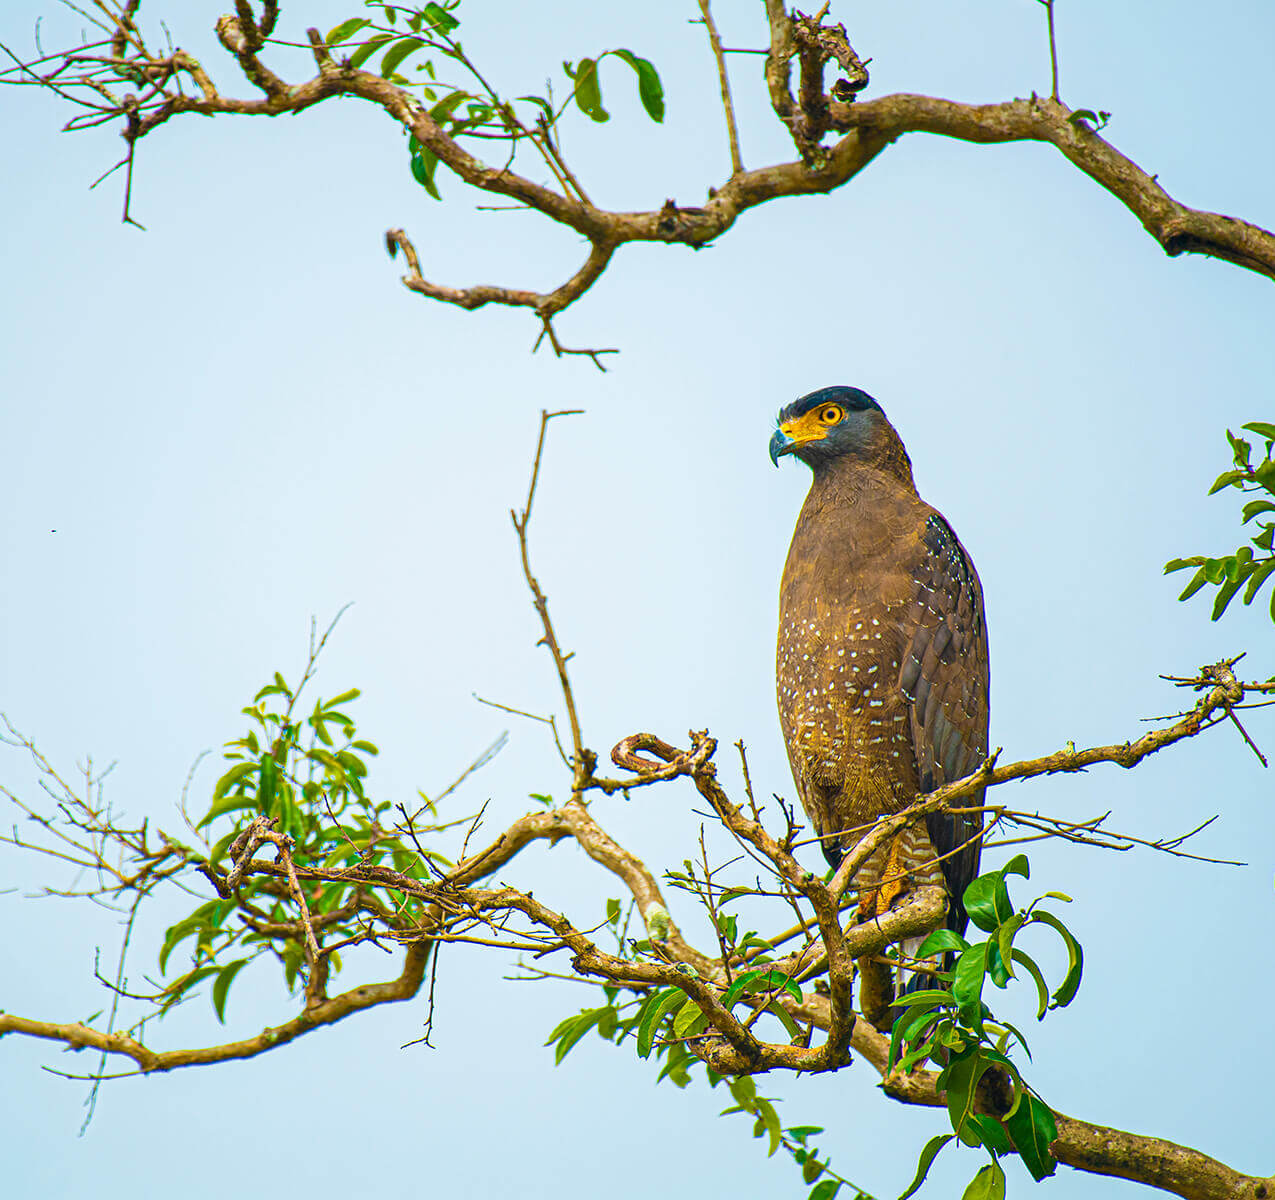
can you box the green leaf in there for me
[977,1048,1024,1118]
[755,1097,783,1156]
[985,939,1011,988]
[203,759,257,810]
[325,18,370,44]
[961,1160,1006,1200]
[636,988,685,1058]
[969,1114,1013,1155]
[887,1004,909,1069]
[764,1000,803,1041]
[900,1004,941,1045]
[1011,949,1051,1020]
[1031,910,1083,1007]
[1004,1091,1059,1181]
[996,1018,1034,1060]
[802,1156,822,1184]
[211,957,250,1023]
[280,942,304,992]
[952,943,988,1032]
[655,1042,694,1088]
[962,856,1026,933]
[1242,500,1275,524]
[788,1127,824,1146]
[565,57,609,122]
[381,37,426,79]
[1177,565,1209,601]
[1246,560,1275,604]
[545,1011,583,1045]
[890,988,956,1009]
[1209,470,1245,495]
[898,1132,954,1199]
[606,897,621,925]
[348,33,395,69]
[899,1029,942,1073]
[1211,574,1246,620]
[158,915,206,973]
[207,828,240,870]
[609,49,665,122]
[722,968,802,1007]
[808,1181,842,1200]
[409,141,442,200]
[595,1004,618,1043]
[1242,421,1275,441]
[944,1050,988,1146]
[673,997,707,1041]
[422,2,459,34]
[160,964,220,1010]
[995,912,1026,977]
[198,791,260,831]
[1203,556,1229,582]
[917,928,968,957]
[553,1009,602,1064]
[1227,429,1253,467]
[728,1075,756,1106]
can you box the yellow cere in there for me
[779,404,844,446]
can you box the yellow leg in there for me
[876,827,913,914]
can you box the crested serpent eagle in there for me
[770,385,989,1025]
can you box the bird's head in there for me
[769,386,890,471]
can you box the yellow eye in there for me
[818,405,843,424]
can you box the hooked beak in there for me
[769,428,796,467]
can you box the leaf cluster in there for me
[1165,422,1275,621]
[156,671,447,1021]
[890,857,1080,1197]
[546,891,871,1197]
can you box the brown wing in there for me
[897,512,990,936]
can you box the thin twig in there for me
[511,410,588,780]
[1037,0,1060,100]
[696,0,743,174]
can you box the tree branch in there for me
[8,4,1270,357]
[696,0,743,175]
[0,941,431,1072]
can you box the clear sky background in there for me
[2,2,1272,1198]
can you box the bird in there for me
[770,385,989,1027]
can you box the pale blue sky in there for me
[3,2,1272,1197]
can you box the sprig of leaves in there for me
[1165,422,1275,621]
[563,49,665,124]
[325,5,664,201]
[889,856,1078,1197]
[546,900,874,1198]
